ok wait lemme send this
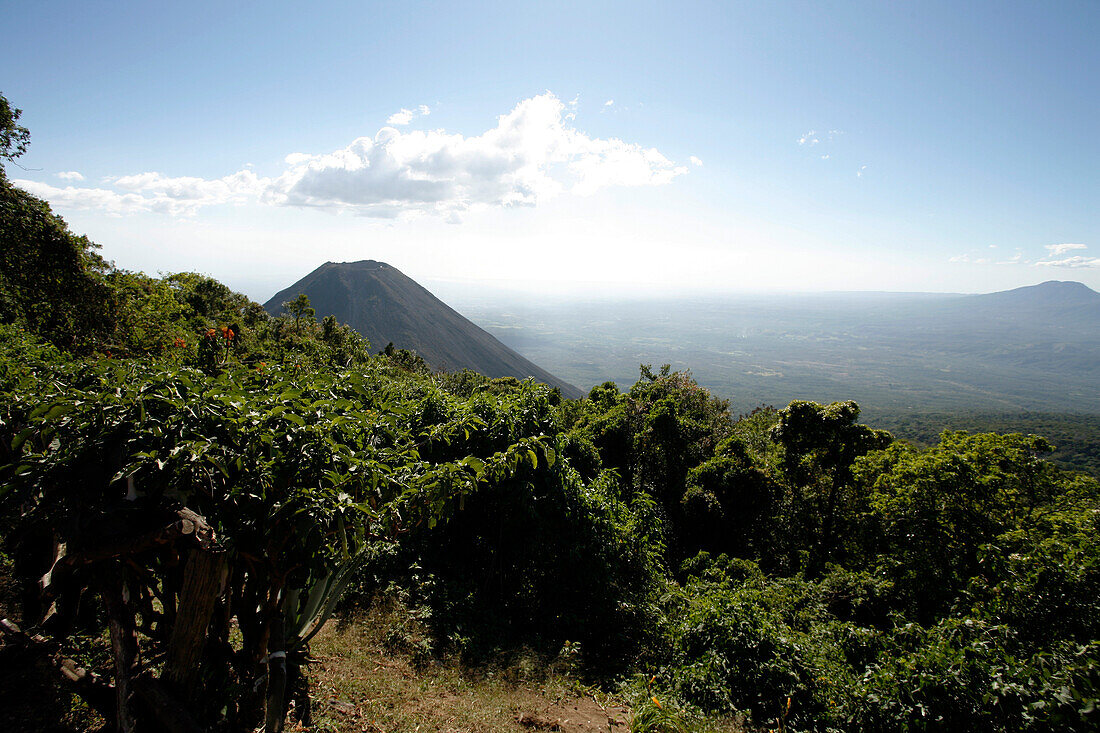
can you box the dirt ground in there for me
[514,697,632,732]
[305,617,635,733]
[313,689,630,733]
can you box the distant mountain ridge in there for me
[968,280,1100,307]
[954,281,1100,325]
[890,280,1100,339]
[264,260,583,398]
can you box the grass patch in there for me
[304,597,744,733]
[307,600,592,732]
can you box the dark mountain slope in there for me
[264,260,583,398]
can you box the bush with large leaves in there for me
[0,343,555,732]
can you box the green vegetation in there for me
[872,411,1100,478]
[2,96,1098,731]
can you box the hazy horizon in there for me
[248,266,1090,309]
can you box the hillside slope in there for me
[264,260,583,398]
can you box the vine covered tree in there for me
[283,292,315,333]
[0,92,31,164]
[0,92,114,352]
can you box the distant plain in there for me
[446,283,1096,413]
[442,281,1100,473]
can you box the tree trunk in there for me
[161,547,228,702]
[265,598,288,733]
[233,578,274,733]
[103,573,139,733]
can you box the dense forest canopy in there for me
[1,94,1098,732]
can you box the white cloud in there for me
[857,165,868,177]
[953,243,1100,269]
[13,180,175,216]
[284,152,313,165]
[386,105,431,125]
[1044,243,1087,256]
[820,154,829,160]
[18,170,269,216]
[951,254,991,264]
[604,99,614,106]
[22,92,687,221]
[1034,243,1098,268]
[386,109,414,125]
[112,170,269,211]
[689,156,703,166]
[800,129,842,152]
[57,171,84,181]
[1036,256,1100,268]
[290,94,689,212]
[950,252,1020,266]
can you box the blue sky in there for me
[3,0,1097,300]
